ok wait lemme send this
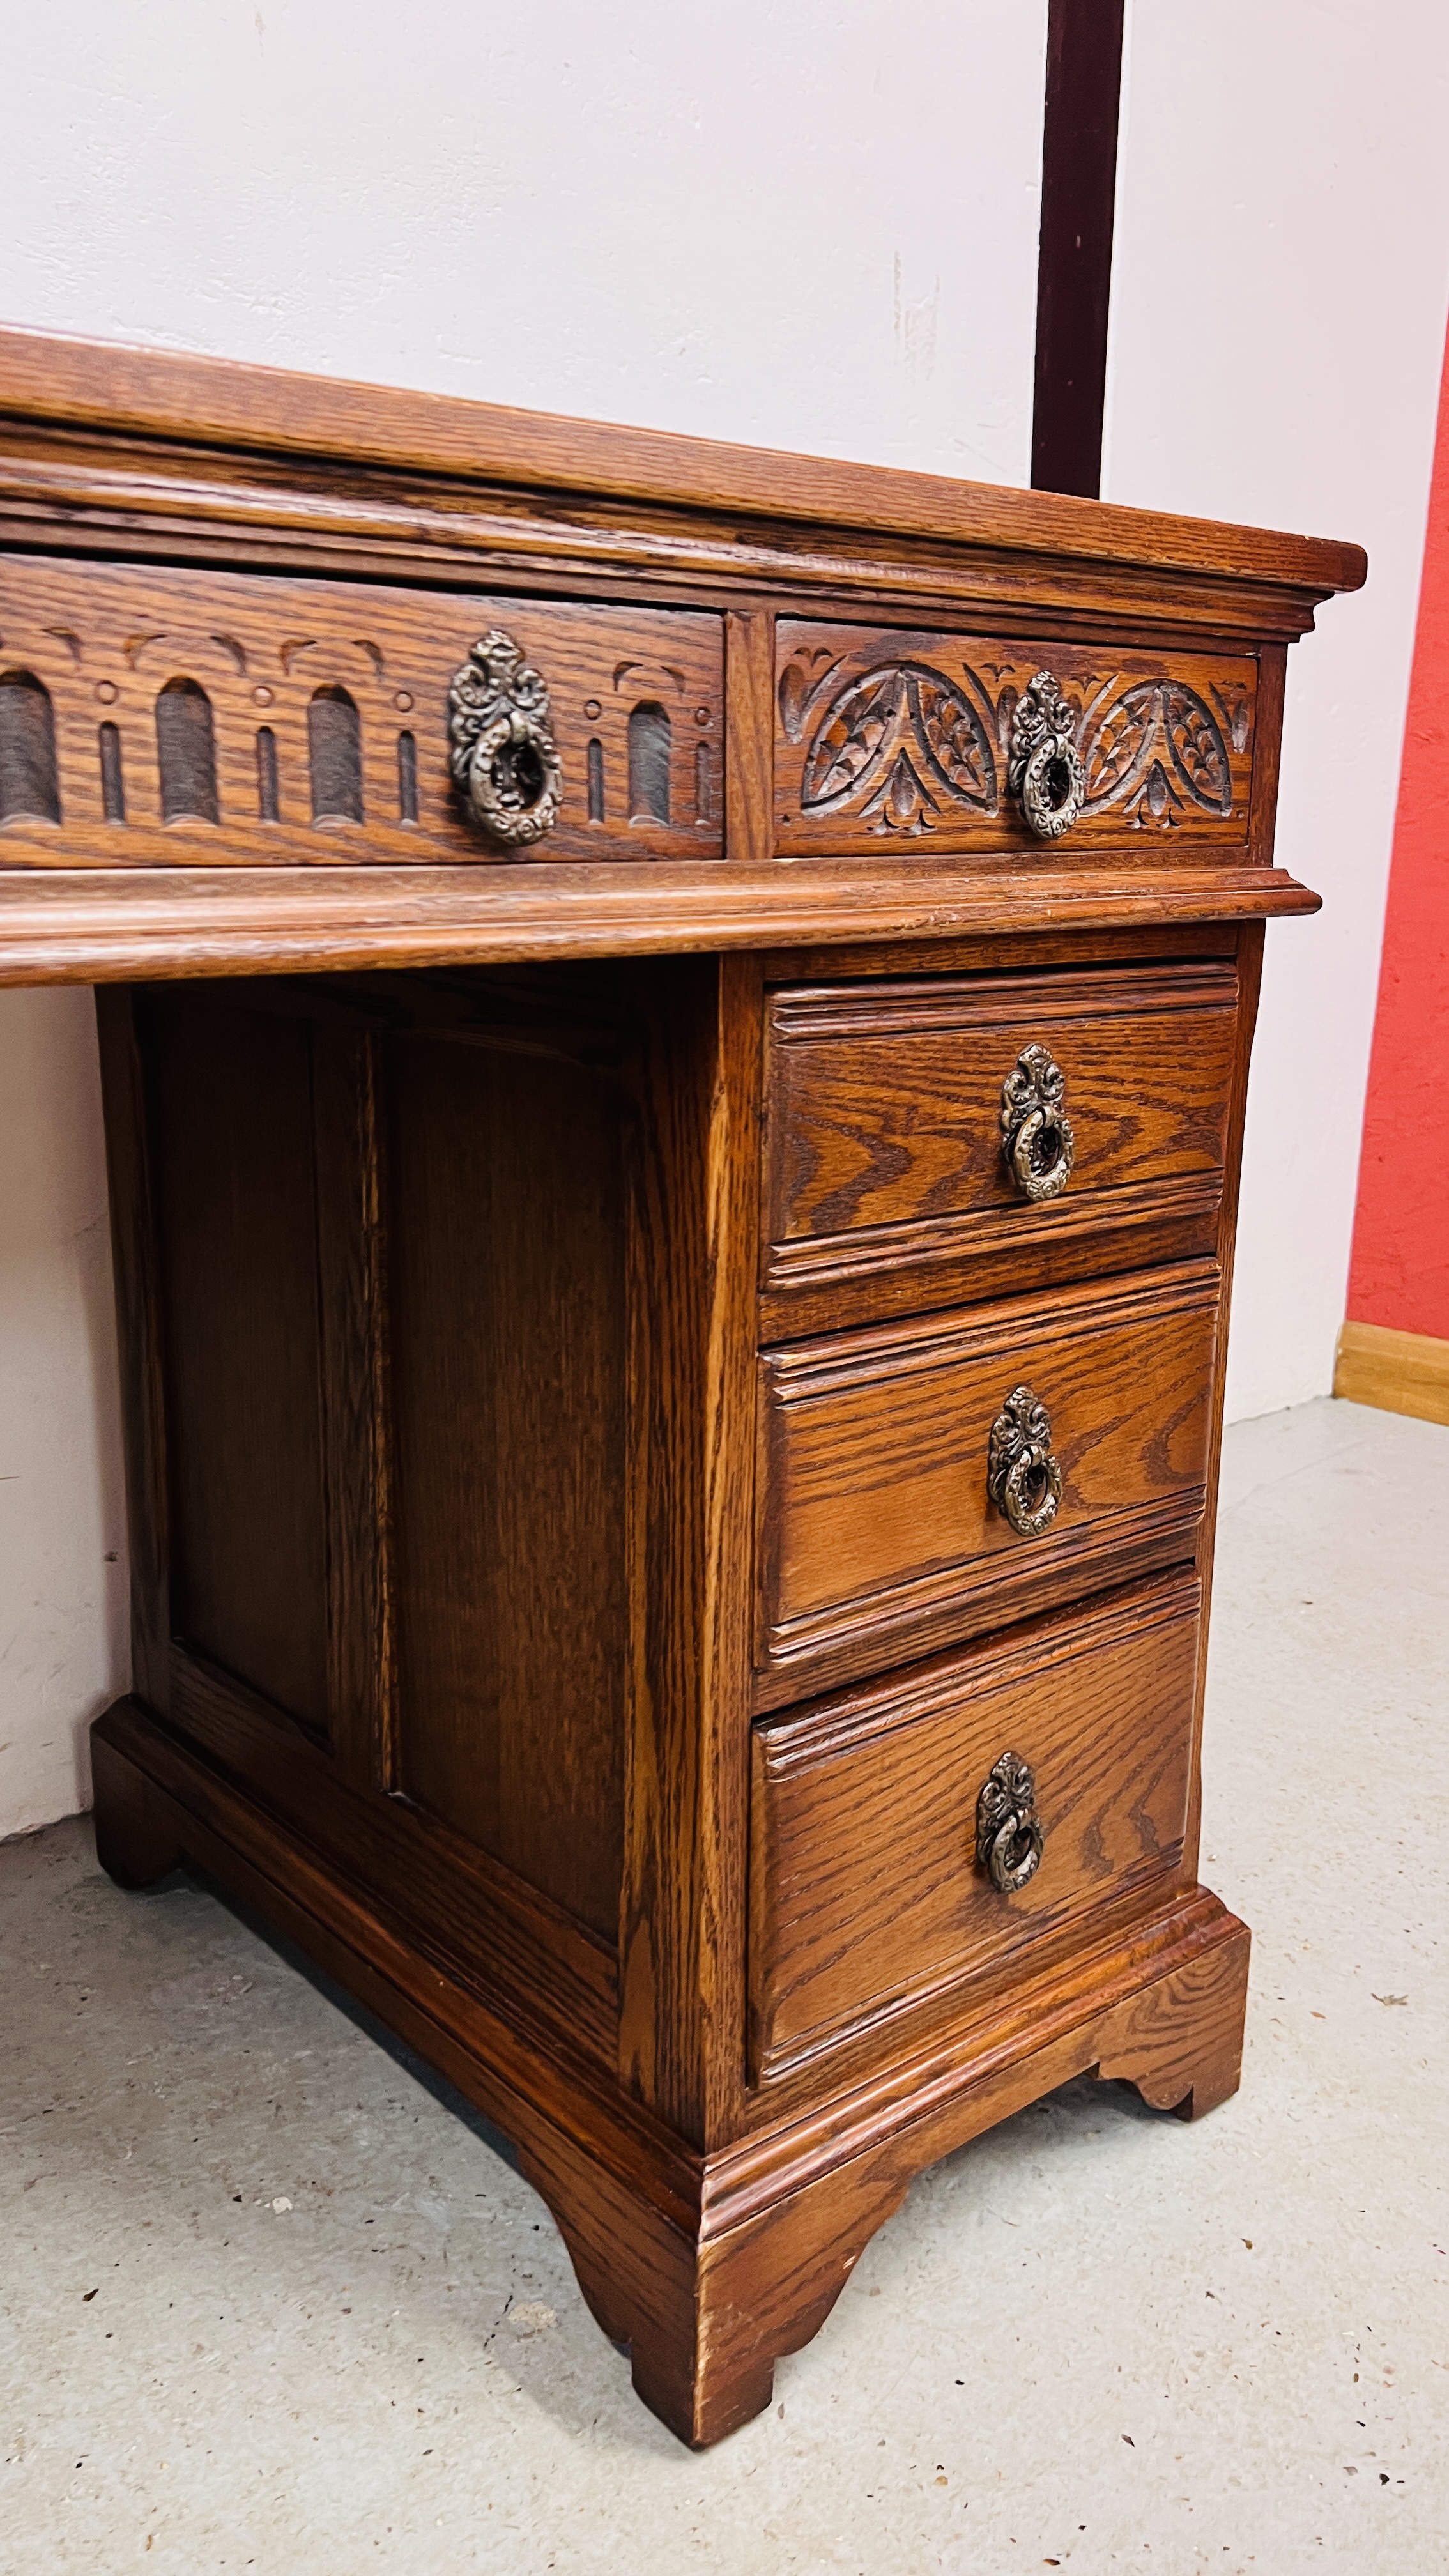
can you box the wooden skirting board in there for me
[1334,1319,1449,1428]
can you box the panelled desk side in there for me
[0,328,1363,2448]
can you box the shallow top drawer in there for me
[775,624,1256,855]
[0,556,723,868]
[762,960,1238,1319]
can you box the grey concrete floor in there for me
[3,1395,1446,2574]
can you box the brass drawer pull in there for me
[448,628,563,846]
[1001,1042,1075,1202]
[1008,670,1085,838]
[976,1750,1044,1894]
[987,1383,1062,1537]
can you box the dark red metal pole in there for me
[1031,0,1126,498]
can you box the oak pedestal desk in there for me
[0,330,1363,2447]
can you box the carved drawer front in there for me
[775,622,1256,855]
[0,556,723,866]
[754,1263,1216,1710]
[749,1574,1199,2084]
[762,960,1238,1328]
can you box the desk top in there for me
[0,327,1363,983]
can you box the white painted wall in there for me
[1105,0,1449,1422]
[2,0,1048,479]
[0,1,1050,1836]
[0,992,128,1834]
[3,1,1447,1830]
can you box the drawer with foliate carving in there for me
[0,556,723,866]
[753,1262,1216,1709]
[760,959,1239,1331]
[748,1571,1199,2086]
[774,623,1257,856]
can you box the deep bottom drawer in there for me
[749,1572,1199,2084]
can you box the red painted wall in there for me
[1346,316,1449,1341]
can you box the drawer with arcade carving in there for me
[753,1264,1217,1710]
[748,1572,1200,2085]
[774,622,1257,857]
[760,958,1239,1330]
[0,555,723,866]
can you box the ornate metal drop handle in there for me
[1000,1042,1075,1203]
[1008,670,1086,839]
[448,628,564,847]
[976,1751,1045,1895]
[987,1383,1063,1538]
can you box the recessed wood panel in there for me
[755,1264,1216,1705]
[0,556,723,869]
[385,1015,630,1943]
[749,1576,1199,2081]
[144,990,330,1734]
[762,960,1236,1319]
[775,624,1256,855]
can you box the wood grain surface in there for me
[102,965,648,1982]
[762,958,1236,1320]
[385,1019,631,1942]
[776,625,1256,855]
[615,955,763,2147]
[0,556,723,868]
[0,325,1365,598]
[309,1021,395,1793]
[749,1575,1198,2080]
[1333,1318,1449,1427]
[0,854,1321,986]
[144,988,332,1735]
[755,1262,1217,1702]
[756,919,1238,986]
